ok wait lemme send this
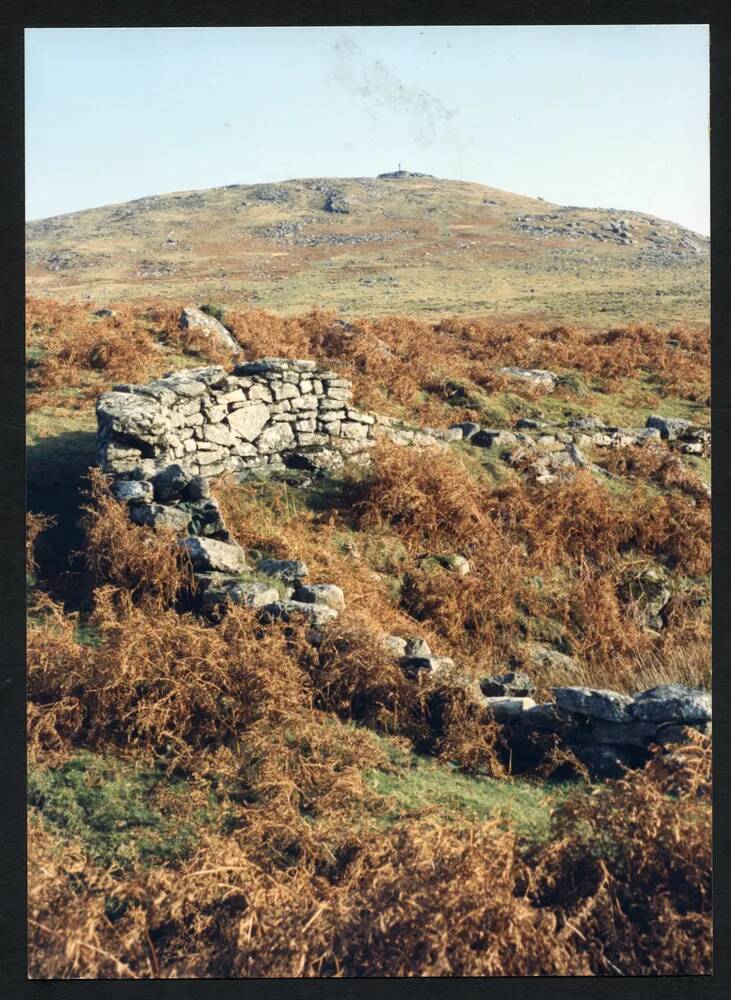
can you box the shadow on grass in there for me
[27,429,97,605]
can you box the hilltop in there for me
[26,174,709,326]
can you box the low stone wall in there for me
[96,358,379,482]
[95,359,712,782]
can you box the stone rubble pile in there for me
[450,407,710,485]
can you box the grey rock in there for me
[590,719,659,747]
[152,463,192,502]
[201,577,279,613]
[645,414,693,441]
[259,600,338,627]
[471,429,518,449]
[480,671,536,698]
[257,422,296,453]
[291,583,345,612]
[449,422,481,440]
[227,402,271,442]
[257,558,309,584]
[553,687,634,723]
[521,703,571,732]
[629,684,711,723]
[405,637,431,658]
[524,642,580,676]
[179,536,249,574]
[96,390,169,444]
[570,744,632,780]
[130,503,192,533]
[516,418,547,430]
[484,696,536,722]
[400,656,436,678]
[179,308,239,354]
[568,415,606,432]
[111,479,153,503]
[381,634,408,658]
[655,720,711,745]
[182,475,211,501]
[499,367,558,390]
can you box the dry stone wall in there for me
[96,358,378,483]
[95,358,712,782]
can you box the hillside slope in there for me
[25,174,709,326]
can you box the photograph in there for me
[25,24,712,978]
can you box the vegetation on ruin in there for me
[26,295,711,977]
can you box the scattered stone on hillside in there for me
[93,308,116,318]
[499,367,558,390]
[376,170,434,179]
[629,684,711,723]
[480,671,536,698]
[484,696,536,722]
[437,553,471,576]
[619,568,671,630]
[380,634,408,659]
[400,654,455,679]
[253,185,291,203]
[645,414,693,441]
[199,575,280,614]
[292,583,345,612]
[323,189,351,213]
[448,422,481,440]
[259,599,339,627]
[111,480,153,503]
[129,502,192,533]
[471,429,519,450]
[515,417,547,431]
[568,415,606,433]
[405,637,432,659]
[257,558,309,584]
[553,687,634,723]
[179,308,240,354]
[179,536,249,574]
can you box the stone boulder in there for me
[179,536,249,574]
[629,684,711,723]
[257,558,309,584]
[291,583,345,613]
[553,687,633,723]
[480,671,536,698]
[130,503,192,533]
[259,600,339,627]
[499,367,558,390]
[152,463,192,502]
[111,480,153,503]
[570,744,631,780]
[179,308,240,354]
[199,576,279,613]
[484,696,536,722]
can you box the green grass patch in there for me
[364,739,576,843]
[28,752,221,871]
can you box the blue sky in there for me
[25,25,710,234]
